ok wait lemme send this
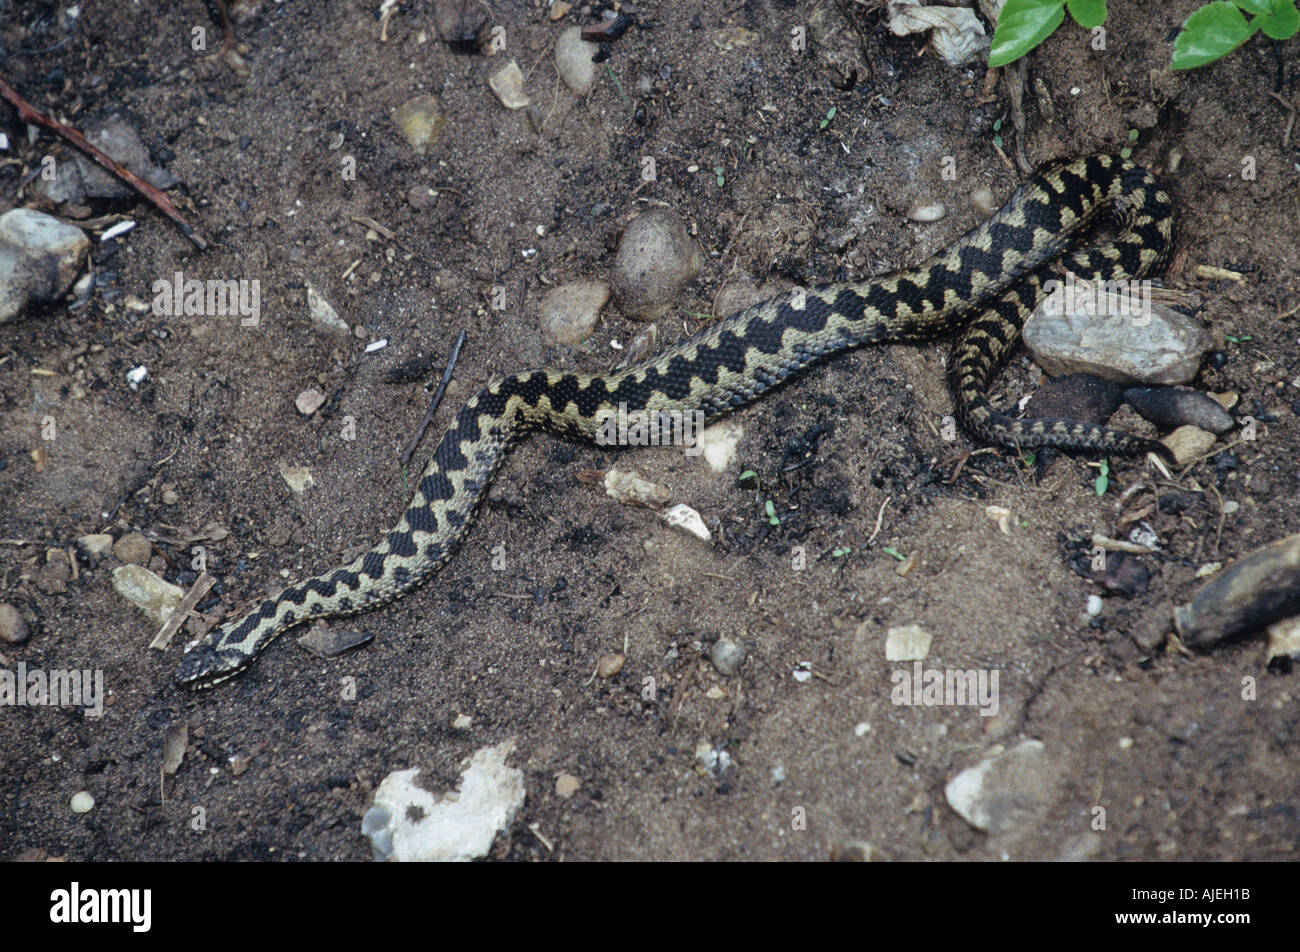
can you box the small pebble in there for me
[390,94,446,155]
[611,209,704,320]
[555,773,582,798]
[295,387,327,416]
[70,791,94,814]
[451,713,473,731]
[554,27,599,96]
[970,187,997,217]
[1086,594,1103,616]
[538,281,609,346]
[596,653,625,678]
[0,603,30,644]
[113,531,152,566]
[907,201,946,223]
[710,637,747,676]
[161,488,179,505]
[885,624,932,661]
[1161,425,1217,466]
[488,60,530,110]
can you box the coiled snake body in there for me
[177,153,1174,686]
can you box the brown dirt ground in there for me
[1,0,1297,861]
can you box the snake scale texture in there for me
[177,152,1174,686]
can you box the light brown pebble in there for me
[295,388,327,416]
[907,201,946,223]
[555,773,582,798]
[970,187,997,217]
[596,653,625,678]
[1161,425,1217,466]
[113,531,152,565]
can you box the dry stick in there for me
[399,330,468,468]
[208,0,236,61]
[149,571,215,650]
[0,75,208,250]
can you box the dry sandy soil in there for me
[0,0,1297,861]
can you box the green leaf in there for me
[882,546,906,561]
[1233,0,1274,15]
[989,0,1067,67]
[1172,1,1257,69]
[1066,0,1108,29]
[738,470,757,481]
[765,499,779,525]
[1256,0,1300,38]
[1094,459,1110,496]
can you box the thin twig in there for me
[399,330,468,468]
[0,75,208,249]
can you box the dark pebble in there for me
[1215,451,1239,473]
[1124,386,1234,433]
[1208,350,1227,370]
[1100,551,1151,597]
[1158,492,1200,515]
[238,135,252,150]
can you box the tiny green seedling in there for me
[832,546,852,558]
[714,166,726,187]
[1225,334,1254,344]
[765,499,780,525]
[604,64,629,103]
[819,106,836,130]
[1120,128,1138,160]
[881,546,906,561]
[992,117,1004,150]
[1094,458,1110,496]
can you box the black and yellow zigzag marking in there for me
[177,152,1174,686]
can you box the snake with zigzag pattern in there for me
[176,152,1174,687]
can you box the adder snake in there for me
[177,152,1174,686]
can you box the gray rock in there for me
[555,27,599,96]
[611,209,704,321]
[538,281,609,345]
[0,209,90,323]
[33,112,179,205]
[1124,386,1234,434]
[298,623,374,658]
[306,282,349,334]
[710,637,747,676]
[1023,297,1213,385]
[77,534,114,563]
[0,603,30,644]
[944,740,1062,835]
[1175,532,1300,649]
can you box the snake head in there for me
[175,638,250,689]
